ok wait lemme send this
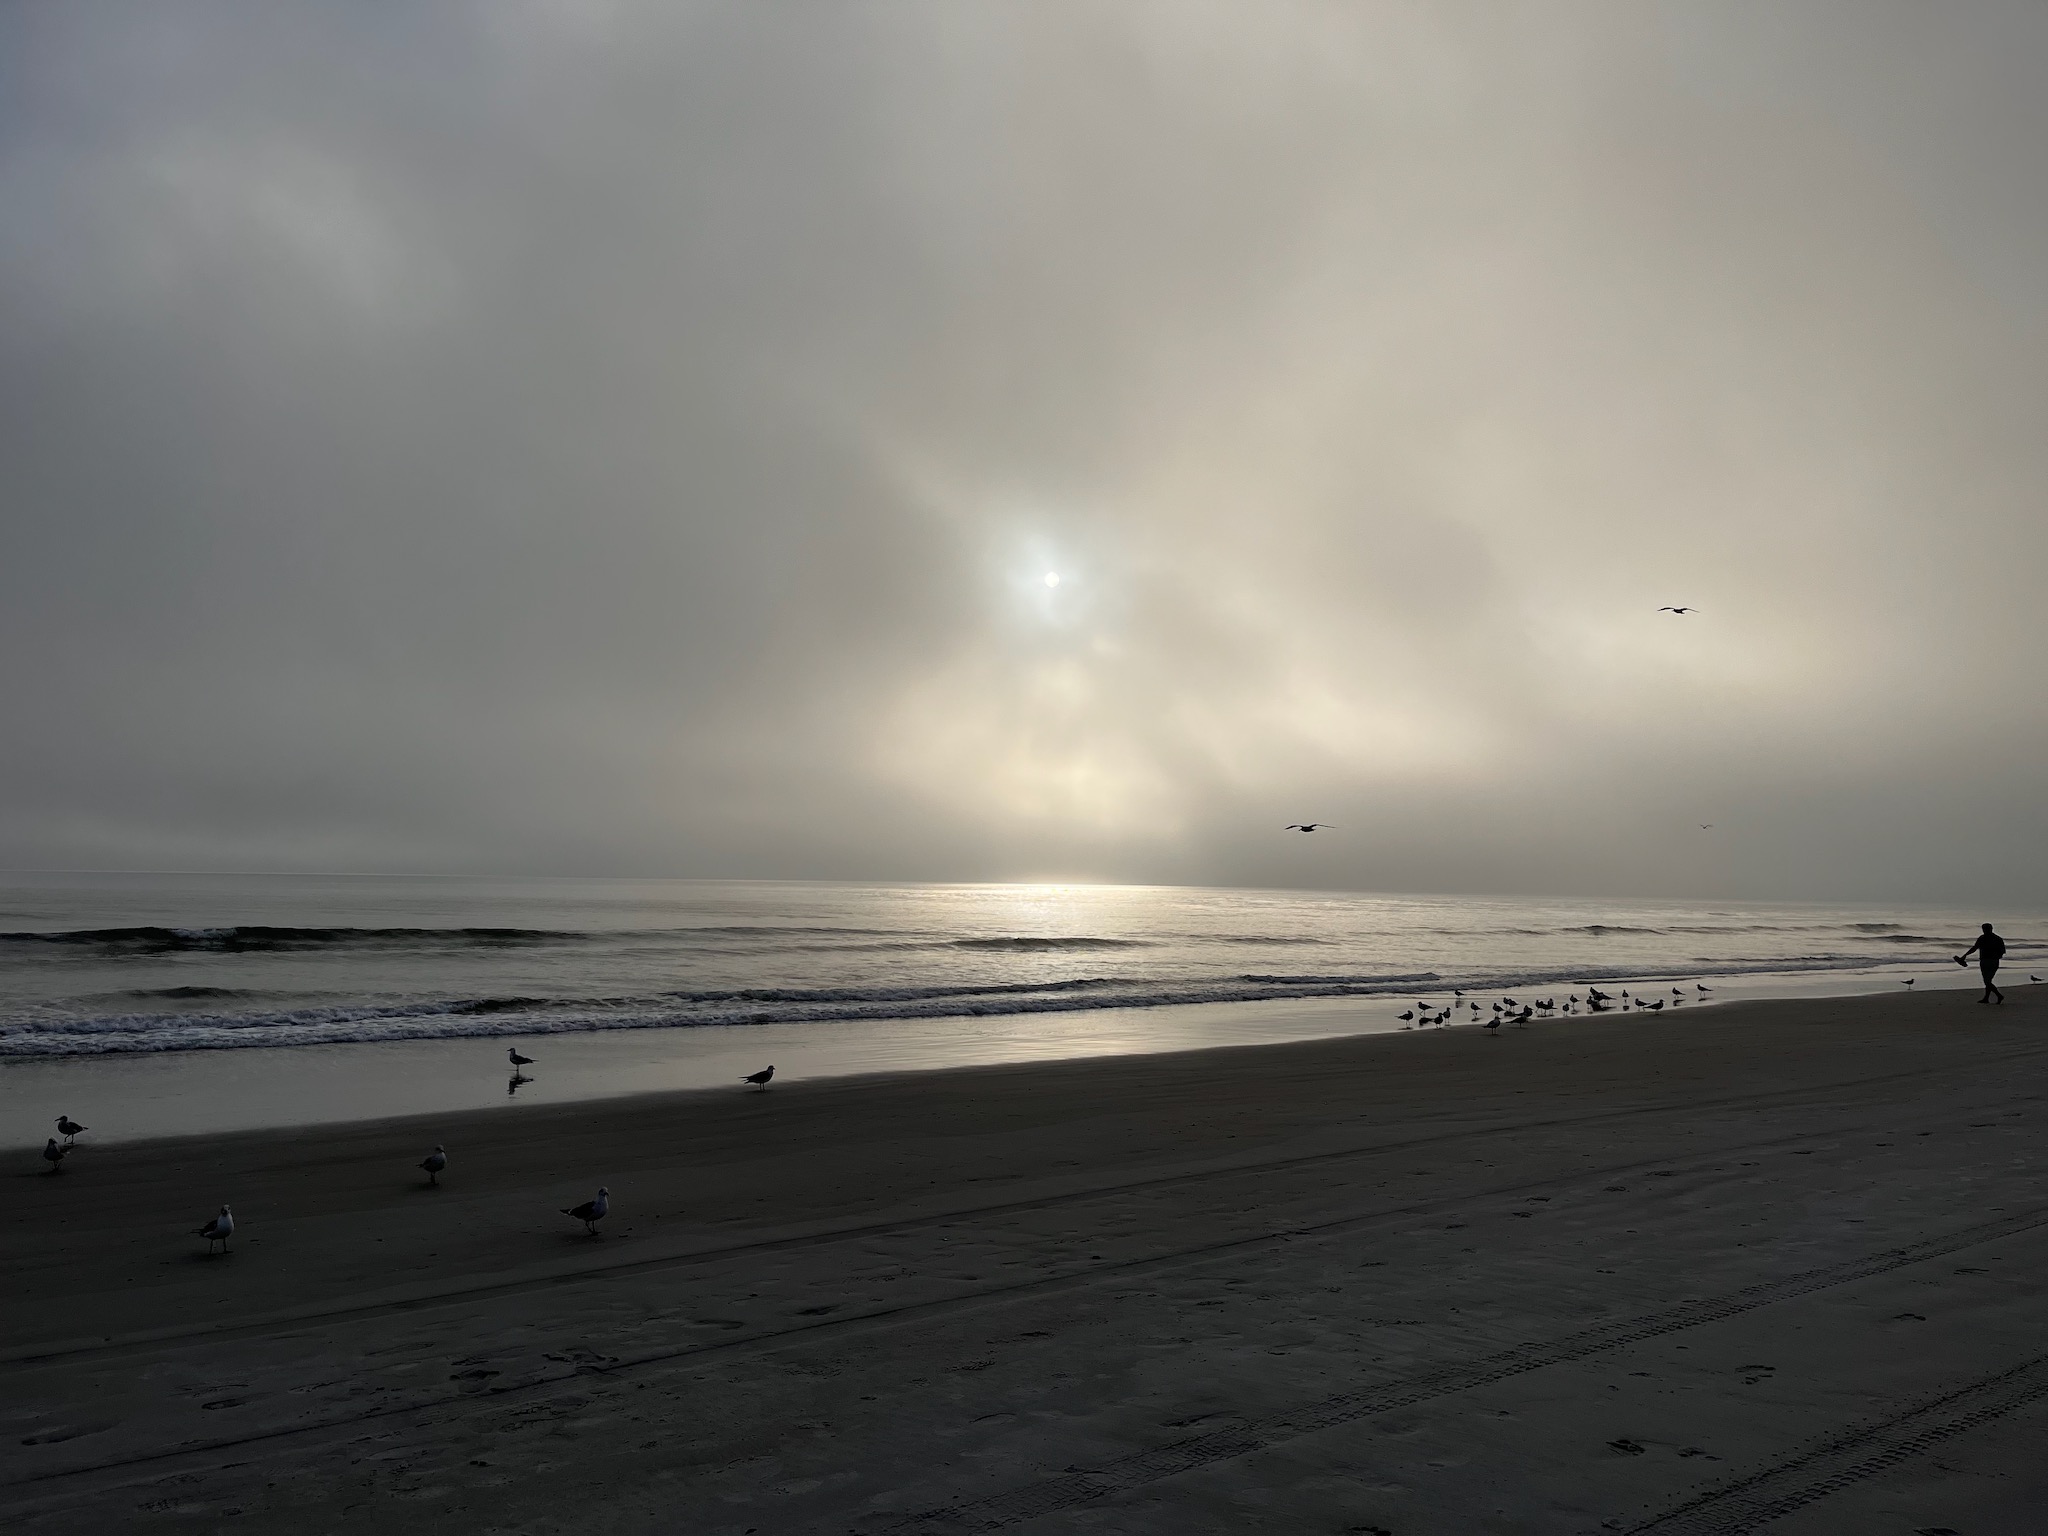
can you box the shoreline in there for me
[4,986,2046,1532]
[0,960,2005,1148]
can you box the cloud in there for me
[2,1,2045,901]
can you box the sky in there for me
[3,2,2046,903]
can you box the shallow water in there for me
[1,873,2034,1060]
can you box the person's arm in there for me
[1959,938,1983,960]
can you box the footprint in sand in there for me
[1607,1437,1646,1455]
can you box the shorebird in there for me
[562,1187,609,1236]
[1696,983,1710,992]
[1284,823,1330,832]
[419,1145,448,1186]
[743,1065,775,1090]
[1396,1010,1414,1022]
[1588,988,1611,1002]
[196,1204,234,1254]
[55,1115,86,1144]
[507,1047,535,1068]
[1483,1016,1501,1037]
[1902,978,1915,987]
[41,1138,69,1174]
[2033,975,2043,983]
[1656,607,1699,615]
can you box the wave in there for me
[0,925,577,953]
[949,936,1150,951]
[11,941,1981,1059]
[122,985,250,1000]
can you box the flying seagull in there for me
[55,1115,86,1144]
[1284,823,1330,832]
[562,1187,609,1236]
[742,1065,775,1090]
[1700,824,1714,830]
[419,1145,448,1186]
[1656,607,1699,615]
[196,1204,234,1255]
[507,1047,534,1068]
[41,1138,69,1174]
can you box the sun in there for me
[1043,572,1061,588]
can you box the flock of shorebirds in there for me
[1395,982,1713,1034]
[34,1048,782,1255]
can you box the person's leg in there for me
[1982,960,2003,1003]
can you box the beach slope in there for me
[3,988,2046,1533]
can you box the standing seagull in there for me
[1284,823,1331,833]
[1902,978,1915,988]
[55,1115,87,1144]
[196,1204,234,1255]
[562,1187,609,1237]
[419,1145,448,1186]
[507,1047,535,1069]
[41,1138,69,1174]
[742,1065,775,1090]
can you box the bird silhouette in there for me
[419,1145,447,1186]
[1483,1016,1502,1037]
[55,1115,86,1144]
[1284,823,1330,832]
[1396,1010,1414,1022]
[562,1187,609,1236]
[1657,607,1699,615]
[1696,983,1711,992]
[196,1204,233,1254]
[41,1138,69,1174]
[743,1065,775,1090]
[1903,978,1916,987]
[507,1047,535,1068]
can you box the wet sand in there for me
[3,986,2046,1533]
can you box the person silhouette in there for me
[1955,923,2007,1004]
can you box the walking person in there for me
[1955,923,2007,1004]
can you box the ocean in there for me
[1,873,2033,1060]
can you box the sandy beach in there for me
[4,987,2046,1534]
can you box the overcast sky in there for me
[3,2,2045,902]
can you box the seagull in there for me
[1483,1016,1501,1037]
[42,1138,69,1174]
[1284,823,1330,832]
[1902,978,1915,987]
[1656,607,1699,615]
[742,1065,775,1090]
[507,1047,535,1068]
[1396,1010,1414,1022]
[1700,824,1714,830]
[419,1145,448,1186]
[196,1204,234,1254]
[1696,983,1710,992]
[55,1115,86,1144]
[562,1187,609,1236]
[2033,975,2043,983]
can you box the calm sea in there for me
[0,874,2033,1060]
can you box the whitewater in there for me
[0,873,2037,1059]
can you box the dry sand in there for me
[2,988,2045,1534]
